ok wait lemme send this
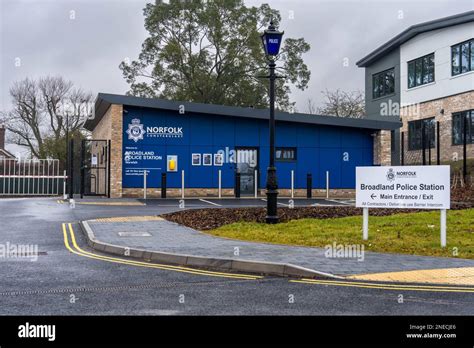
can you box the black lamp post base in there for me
[265,190,279,223]
[265,166,279,224]
[265,214,279,224]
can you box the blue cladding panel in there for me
[341,129,364,148]
[213,117,235,147]
[318,148,341,188]
[276,161,297,188]
[362,130,374,148]
[276,122,297,146]
[235,119,260,146]
[297,127,319,147]
[363,145,374,166]
[122,106,375,189]
[341,148,363,188]
[189,116,213,146]
[319,127,341,148]
[296,147,318,188]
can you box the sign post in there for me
[363,207,369,240]
[440,209,447,247]
[356,166,450,247]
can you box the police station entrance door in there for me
[236,147,258,196]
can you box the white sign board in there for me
[91,155,98,166]
[356,166,450,210]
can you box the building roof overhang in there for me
[357,11,474,68]
[84,93,402,132]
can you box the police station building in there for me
[83,93,400,198]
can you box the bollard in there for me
[63,170,68,200]
[291,170,294,198]
[161,173,167,198]
[254,169,258,198]
[326,171,329,199]
[143,170,147,200]
[181,170,185,199]
[218,170,222,198]
[306,173,312,198]
[235,172,240,198]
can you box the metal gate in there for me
[80,139,110,198]
[0,158,65,196]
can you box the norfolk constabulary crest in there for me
[126,119,145,143]
[386,168,395,182]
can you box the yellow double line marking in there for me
[291,278,474,293]
[62,223,261,280]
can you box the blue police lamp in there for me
[260,21,284,57]
[260,20,284,224]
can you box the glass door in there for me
[236,147,258,196]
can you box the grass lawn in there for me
[207,209,474,259]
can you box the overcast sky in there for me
[1,0,472,153]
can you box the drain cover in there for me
[117,232,152,237]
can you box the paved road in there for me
[0,197,473,315]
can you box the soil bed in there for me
[162,201,473,231]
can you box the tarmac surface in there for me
[0,197,473,315]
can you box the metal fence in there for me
[0,158,66,196]
[400,121,438,166]
[400,120,474,186]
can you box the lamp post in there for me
[260,21,284,224]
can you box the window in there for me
[408,118,435,150]
[372,68,395,99]
[451,39,474,76]
[407,53,434,88]
[275,147,296,161]
[452,110,474,145]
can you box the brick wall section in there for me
[92,104,123,198]
[400,91,474,163]
[373,130,391,166]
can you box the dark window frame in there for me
[452,110,474,145]
[275,147,297,162]
[372,68,395,99]
[451,39,474,76]
[407,52,435,89]
[408,117,436,151]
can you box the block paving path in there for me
[86,217,474,279]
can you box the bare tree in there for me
[0,76,93,159]
[306,98,317,115]
[307,89,365,118]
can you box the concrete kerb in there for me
[79,220,343,280]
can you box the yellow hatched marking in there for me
[346,267,474,286]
